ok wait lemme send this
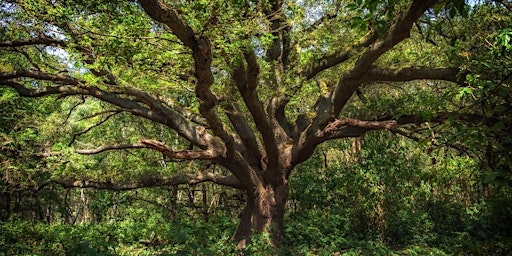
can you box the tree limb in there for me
[140,139,216,160]
[225,102,263,165]
[43,172,242,190]
[68,110,120,146]
[299,0,440,149]
[493,0,512,12]
[300,31,379,79]
[76,142,146,154]
[233,56,280,170]
[139,0,232,156]
[0,70,79,85]
[320,118,397,139]
[326,0,439,121]
[363,66,465,84]
[350,0,440,77]
[0,37,67,48]
[318,111,497,142]
[76,139,217,160]
[138,0,196,48]
[0,70,223,150]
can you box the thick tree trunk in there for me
[233,180,289,248]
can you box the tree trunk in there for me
[233,180,289,248]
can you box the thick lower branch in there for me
[42,172,242,191]
[1,80,217,149]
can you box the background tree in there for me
[1,0,510,248]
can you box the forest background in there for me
[1,0,512,255]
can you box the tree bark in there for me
[233,178,289,248]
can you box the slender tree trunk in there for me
[1,191,11,221]
[169,186,178,221]
[202,184,209,222]
[233,179,289,248]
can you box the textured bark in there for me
[233,179,289,248]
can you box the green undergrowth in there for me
[2,207,511,255]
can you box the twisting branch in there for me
[320,118,397,139]
[76,139,217,160]
[232,53,280,170]
[0,80,168,124]
[263,0,287,64]
[0,74,220,150]
[0,70,79,85]
[68,110,121,146]
[138,0,196,48]
[300,31,379,79]
[40,172,242,190]
[0,37,67,48]
[140,139,216,160]
[363,66,465,84]
[76,142,147,154]
[305,0,440,135]
[318,111,496,142]
[324,118,397,134]
[348,0,440,77]
[139,0,234,157]
[493,0,512,12]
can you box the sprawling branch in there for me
[363,66,465,84]
[307,1,440,130]
[294,1,441,167]
[44,172,242,190]
[263,0,286,63]
[76,139,217,160]
[0,79,218,149]
[140,139,216,160]
[321,112,497,142]
[320,118,397,140]
[300,31,379,79]
[76,142,146,154]
[139,0,235,157]
[0,37,67,48]
[493,0,512,12]
[349,0,440,77]
[1,70,79,85]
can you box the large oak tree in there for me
[1,0,508,247]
